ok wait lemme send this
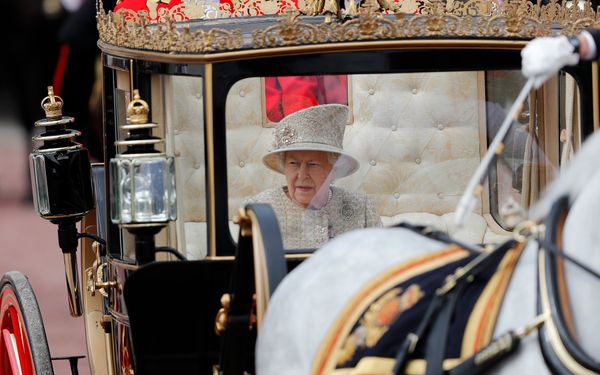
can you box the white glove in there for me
[521,36,580,89]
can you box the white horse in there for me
[255,127,600,374]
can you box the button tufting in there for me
[174,129,180,135]
[415,158,421,164]
[174,151,181,157]
[195,93,202,99]
[370,159,377,166]
[411,88,418,95]
[368,88,375,96]
[394,193,400,199]
[437,192,443,199]
[239,161,245,167]
[391,125,397,131]
[239,90,246,98]
[194,163,201,169]
[437,123,444,130]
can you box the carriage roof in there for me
[96,0,600,59]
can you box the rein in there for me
[536,196,600,374]
[536,237,600,281]
[391,211,600,375]
[393,222,484,255]
[390,201,600,374]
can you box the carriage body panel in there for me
[4,0,600,374]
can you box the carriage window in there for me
[486,71,573,230]
[486,70,529,231]
[225,71,551,250]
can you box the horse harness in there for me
[392,204,600,375]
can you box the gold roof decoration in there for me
[96,1,243,52]
[41,86,64,119]
[127,90,150,124]
[253,11,327,47]
[97,0,600,53]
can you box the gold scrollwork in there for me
[330,10,398,41]
[97,2,243,52]
[97,0,600,54]
[253,11,327,47]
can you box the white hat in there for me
[263,104,359,178]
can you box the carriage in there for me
[1,0,599,373]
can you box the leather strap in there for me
[537,195,600,374]
[219,226,255,375]
[394,222,483,254]
[393,239,516,375]
[219,204,287,375]
[425,283,464,375]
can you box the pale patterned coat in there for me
[248,186,381,249]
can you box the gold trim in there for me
[476,70,491,216]
[105,328,117,375]
[97,7,243,53]
[203,255,236,261]
[330,356,462,375]
[202,253,310,261]
[246,208,269,329]
[98,0,600,55]
[538,252,598,375]
[205,63,217,257]
[98,38,527,63]
[40,210,91,220]
[215,293,231,335]
[542,77,560,186]
[253,12,326,48]
[81,211,111,375]
[460,242,524,356]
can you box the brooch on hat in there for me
[275,124,297,148]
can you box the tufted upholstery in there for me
[163,76,207,260]
[164,73,510,259]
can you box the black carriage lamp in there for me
[30,86,95,317]
[110,89,178,265]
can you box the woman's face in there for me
[284,150,333,208]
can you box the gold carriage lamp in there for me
[29,86,95,317]
[109,89,177,264]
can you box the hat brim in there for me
[263,143,360,178]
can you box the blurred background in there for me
[1,0,114,373]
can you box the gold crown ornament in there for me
[127,90,151,125]
[41,86,64,119]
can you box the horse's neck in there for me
[562,168,600,363]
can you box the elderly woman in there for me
[248,104,381,249]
